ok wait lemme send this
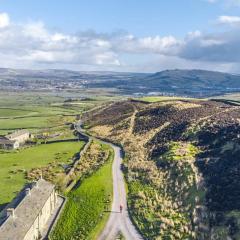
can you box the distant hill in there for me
[151,69,240,92]
[114,69,240,97]
[0,68,240,97]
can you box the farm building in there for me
[0,129,30,150]
[5,129,30,144]
[0,137,19,150]
[0,179,65,240]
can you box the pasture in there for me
[0,90,110,135]
[0,141,84,206]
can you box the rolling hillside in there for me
[83,99,240,239]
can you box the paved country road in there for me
[76,123,143,240]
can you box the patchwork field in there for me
[0,90,115,206]
[0,100,71,135]
[0,90,124,137]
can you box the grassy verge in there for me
[51,149,114,240]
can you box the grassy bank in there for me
[51,149,114,240]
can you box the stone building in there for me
[5,129,30,144]
[0,179,65,240]
[0,129,30,150]
[0,137,19,150]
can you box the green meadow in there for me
[0,141,84,205]
[0,91,108,135]
[0,108,37,118]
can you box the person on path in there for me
[120,205,123,213]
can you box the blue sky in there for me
[0,0,234,36]
[0,0,239,72]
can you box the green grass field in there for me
[0,115,76,132]
[0,116,55,130]
[51,150,113,240]
[0,141,84,205]
[0,91,117,135]
[0,108,38,118]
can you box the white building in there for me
[5,129,30,144]
[0,179,65,240]
[0,129,30,150]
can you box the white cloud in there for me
[187,30,202,39]
[0,15,182,70]
[179,30,240,62]
[0,12,240,72]
[217,15,240,26]
[113,35,182,56]
[0,14,120,68]
[0,13,9,28]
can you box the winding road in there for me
[76,123,143,240]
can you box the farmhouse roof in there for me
[0,179,55,240]
[0,137,15,145]
[5,129,29,139]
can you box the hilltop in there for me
[95,69,240,97]
[83,98,240,239]
[140,69,240,96]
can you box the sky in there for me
[0,0,239,72]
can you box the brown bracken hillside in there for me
[83,99,240,240]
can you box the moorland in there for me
[83,97,240,239]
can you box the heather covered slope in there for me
[83,99,240,239]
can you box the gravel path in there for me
[98,143,143,240]
[76,122,143,240]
